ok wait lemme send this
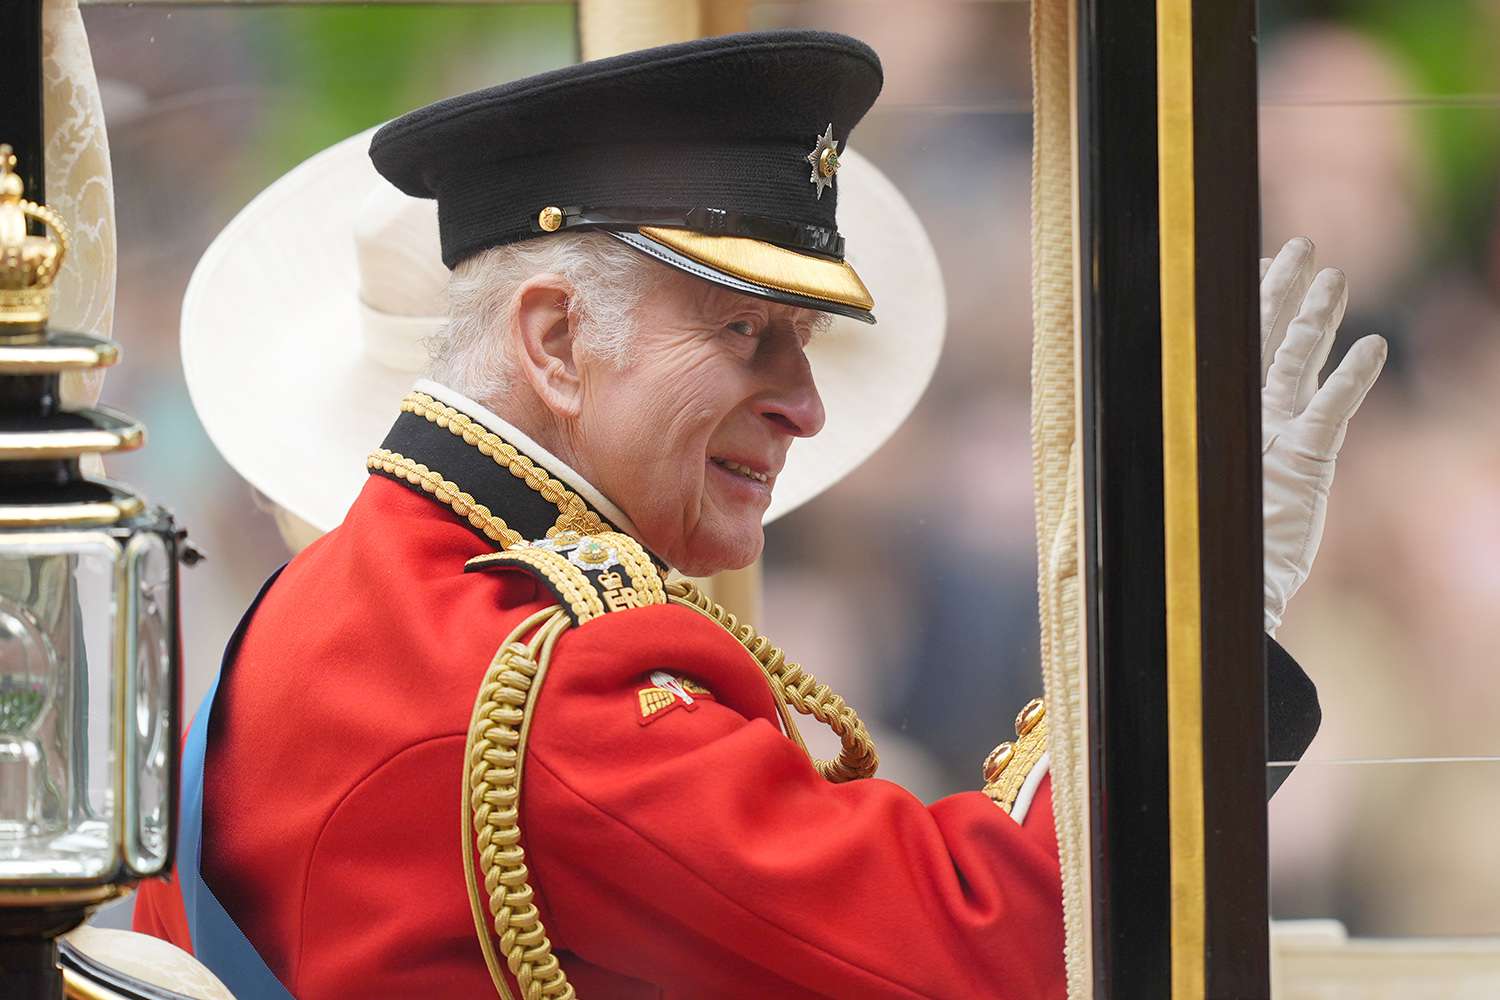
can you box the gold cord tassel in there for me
[666,579,878,783]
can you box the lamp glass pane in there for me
[125,531,173,876]
[0,533,121,882]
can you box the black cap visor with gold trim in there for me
[369,30,882,323]
[613,227,874,323]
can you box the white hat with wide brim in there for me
[182,127,945,542]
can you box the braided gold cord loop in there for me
[462,607,576,1000]
[666,579,877,783]
[460,568,875,1000]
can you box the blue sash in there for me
[178,568,296,999]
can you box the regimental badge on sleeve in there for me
[637,670,714,725]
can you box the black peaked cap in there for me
[369,31,883,273]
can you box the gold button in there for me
[537,206,563,232]
[817,146,840,178]
[1015,698,1046,738]
[982,742,1014,784]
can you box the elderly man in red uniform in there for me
[134,30,1383,999]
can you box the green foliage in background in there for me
[1355,2,1500,262]
[1263,0,1500,264]
[248,3,576,175]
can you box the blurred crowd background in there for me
[71,0,1499,940]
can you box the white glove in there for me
[1261,237,1387,636]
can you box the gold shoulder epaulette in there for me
[465,529,666,625]
[980,698,1048,814]
[461,531,666,998]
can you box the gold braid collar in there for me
[402,391,610,538]
[368,391,617,551]
[369,449,523,548]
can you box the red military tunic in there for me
[135,386,1066,998]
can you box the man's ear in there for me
[509,274,583,418]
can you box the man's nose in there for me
[759,342,826,439]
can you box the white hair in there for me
[427,232,661,402]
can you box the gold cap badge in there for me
[805,124,841,200]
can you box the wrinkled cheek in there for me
[622,446,706,549]
[644,378,722,437]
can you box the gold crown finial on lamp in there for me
[0,143,70,333]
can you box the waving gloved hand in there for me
[1260,237,1387,635]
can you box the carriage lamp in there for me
[0,145,189,997]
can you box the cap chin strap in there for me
[531,205,846,259]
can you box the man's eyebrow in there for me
[794,310,833,344]
[700,286,768,320]
[701,288,825,341]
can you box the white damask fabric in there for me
[43,0,116,411]
[0,0,115,664]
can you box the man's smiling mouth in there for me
[709,456,770,484]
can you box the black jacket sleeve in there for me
[1265,635,1321,799]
